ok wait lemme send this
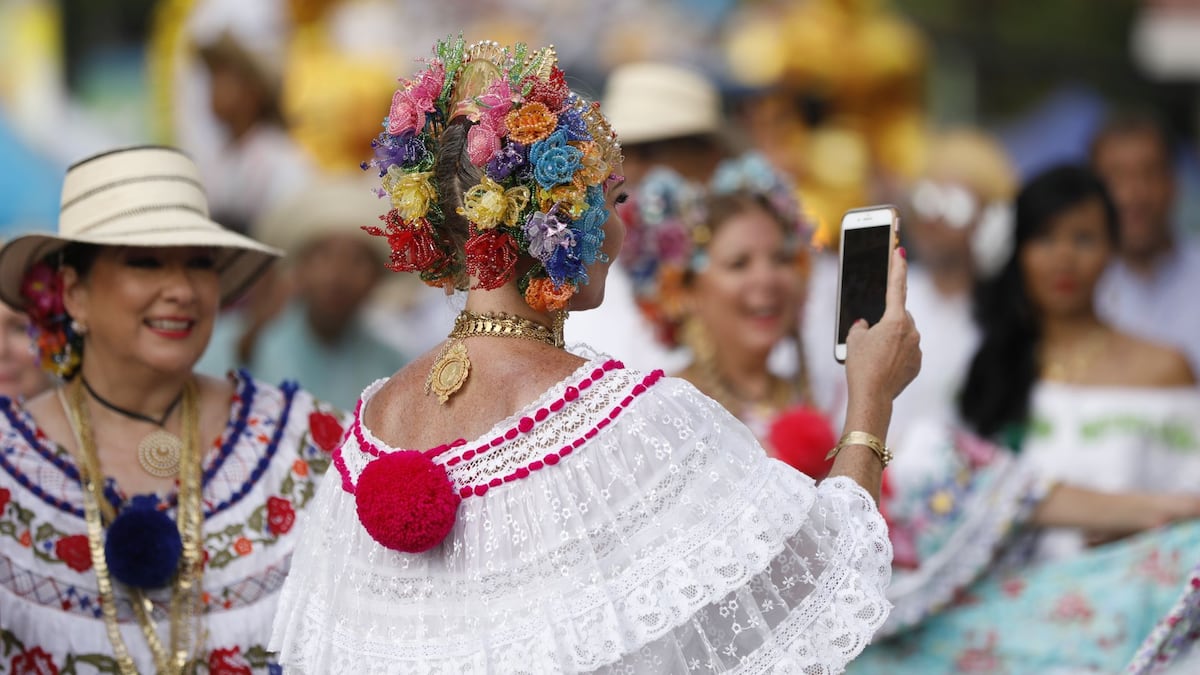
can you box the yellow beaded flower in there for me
[383,167,438,221]
[458,176,531,229]
[537,181,587,218]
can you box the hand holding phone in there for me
[834,205,899,363]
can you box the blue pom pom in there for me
[104,498,182,589]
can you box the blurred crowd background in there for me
[2,0,1199,411]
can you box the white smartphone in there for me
[834,205,899,363]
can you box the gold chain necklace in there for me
[61,379,205,674]
[426,310,566,404]
[1042,329,1111,382]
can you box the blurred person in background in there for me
[198,176,408,410]
[0,276,50,401]
[600,61,728,189]
[0,146,343,674]
[1091,112,1200,374]
[889,129,1017,443]
[196,30,313,233]
[621,155,840,479]
[564,60,733,370]
[848,165,1200,674]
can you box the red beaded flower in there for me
[464,228,519,290]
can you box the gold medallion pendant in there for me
[427,341,471,404]
[137,430,183,477]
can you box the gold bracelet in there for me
[825,430,893,469]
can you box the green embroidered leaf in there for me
[281,474,295,497]
[0,521,15,537]
[64,653,121,674]
[248,506,265,533]
[15,503,35,526]
[34,522,59,542]
[245,644,274,668]
[208,549,234,570]
[1,626,27,657]
[307,454,331,476]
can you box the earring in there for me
[70,319,87,336]
[681,316,716,369]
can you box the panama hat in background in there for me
[0,145,282,310]
[252,174,391,263]
[601,62,722,146]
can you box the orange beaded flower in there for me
[524,277,575,312]
[504,102,559,145]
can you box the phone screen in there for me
[838,225,892,345]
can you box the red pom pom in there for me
[355,451,461,553]
[767,406,838,481]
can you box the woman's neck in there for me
[1039,310,1107,347]
[698,345,779,405]
[76,355,192,422]
[464,286,556,328]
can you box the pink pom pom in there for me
[767,406,838,481]
[355,451,461,553]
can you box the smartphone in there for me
[834,205,899,363]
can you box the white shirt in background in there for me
[1096,238,1200,377]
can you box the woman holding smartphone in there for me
[847,165,1200,673]
[271,39,922,672]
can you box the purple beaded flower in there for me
[523,208,572,262]
[486,142,529,182]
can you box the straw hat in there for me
[601,62,721,145]
[0,145,281,309]
[253,174,391,262]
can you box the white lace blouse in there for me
[270,357,892,673]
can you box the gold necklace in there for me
[80,377,184,478]
[426,310,566,404]
[61,379,204,674]
[1042,329,1111,382]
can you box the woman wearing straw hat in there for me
[0,146,345,674]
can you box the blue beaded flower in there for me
[529,130,583,190]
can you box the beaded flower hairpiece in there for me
[620,153,812,347]
[363,37,622,312]
[19,261,82,380]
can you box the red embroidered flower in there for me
[54,535,92,573]
[11,646,59,675]
[233,538,253,556]
[19,530,31,547]
[464,229,519,290]
[208,646,253,675]
[0,487,10,513]
[308,411,345,453]
[266,496,296,536]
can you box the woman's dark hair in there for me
[958,164,1118,441]
[59,242,101,279]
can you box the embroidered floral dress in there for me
[0,371,345,674]
[271,357,893,673]
[847,383,1200,674]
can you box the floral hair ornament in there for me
[620,153,812,348]
[362,37,622,306]
[19,261,82,380]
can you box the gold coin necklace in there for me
[81,377,185,477]
[427,310,566,404]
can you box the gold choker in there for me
[426,310,566,404]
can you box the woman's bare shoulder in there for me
[1112,332,1197,387]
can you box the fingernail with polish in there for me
[898,246,907,259]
